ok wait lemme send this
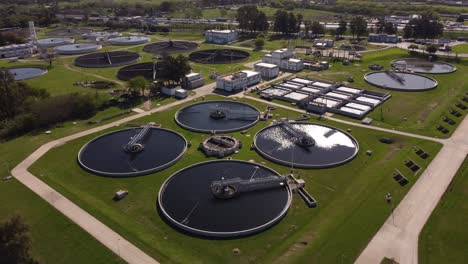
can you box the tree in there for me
[403,24,413,39]
[408,44,419,51]
[219,8,227,18]
[0,215,38,264]
[237,5,268,33]
[0,69,48,120]
[425,44,438,54]
[383,22,396,35]
[161,55,191,85]
[336,20,347,37]
[311,21,325,35]
[406,12,444,39]
[128,76,148,96]
[254,37,265,50]
[349,16,368,39]
[255,12,269,32]
[273,11,298,35]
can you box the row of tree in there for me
[236,5,269,33]
[403,13,444,39]
[0,69,106,139]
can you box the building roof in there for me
[206,29,236,34]
[255,62,278,68]
[289,58,301,63]
[186,72,200,77]
[241,70,260,77]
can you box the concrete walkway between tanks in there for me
[10,82,215,264]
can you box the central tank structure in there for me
[158,160,292,238]
[254,121,359,168]
[175,100,260,133]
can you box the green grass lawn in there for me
[29,95,441,263]
[292,48,468,138]
[452,43,468,54]
[0,107,139,263]
[419,156,468,264]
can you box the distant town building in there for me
[262,48,304,72]
[205,30,238,44]
[368,34,400,43]
[181,72,205,89]
[216,70,261,92]
[254,62,279,79]
[0,43,35,58]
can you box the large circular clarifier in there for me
[78,127,187,177]
[143,41,198,54]
[175,101,260,133]
[158,160,292,238]
[73,51,140,68]
[254,122,359,168]
[188,49,250,64]
[391,58,456,74]
[364,71,438,91]
[8,67,48,81]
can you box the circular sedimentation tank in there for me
[54,43,102,55]
[254,122,359,168]
[34,37,75,48]
[143,40,198,54]
[158,160,292,238]
[82,32,121,40]
[188,49,250,64]
[116,62,166,81]
[109,36,150,46]
[364,71,438,91]
[391,58,456,74]
[175,100,260,133]
[78,126,187,177]
[7,67,48,81]
[46,28,92,37]
[73,51,140,68]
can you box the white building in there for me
[205,30,238,44]
[254,62,279,79]
[182,72,205,89]
[216,70,261,92]
[0,43,35,58]
[262,48,304,72]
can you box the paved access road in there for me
[355,116,468,264]
[245,95,467,264]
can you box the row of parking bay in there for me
[258,77,392,119]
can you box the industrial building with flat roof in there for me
[205,30,238,44]
[0,43,35,58]
[216,70,261,92]
[262,49,304,72]
[254,62,280,79]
